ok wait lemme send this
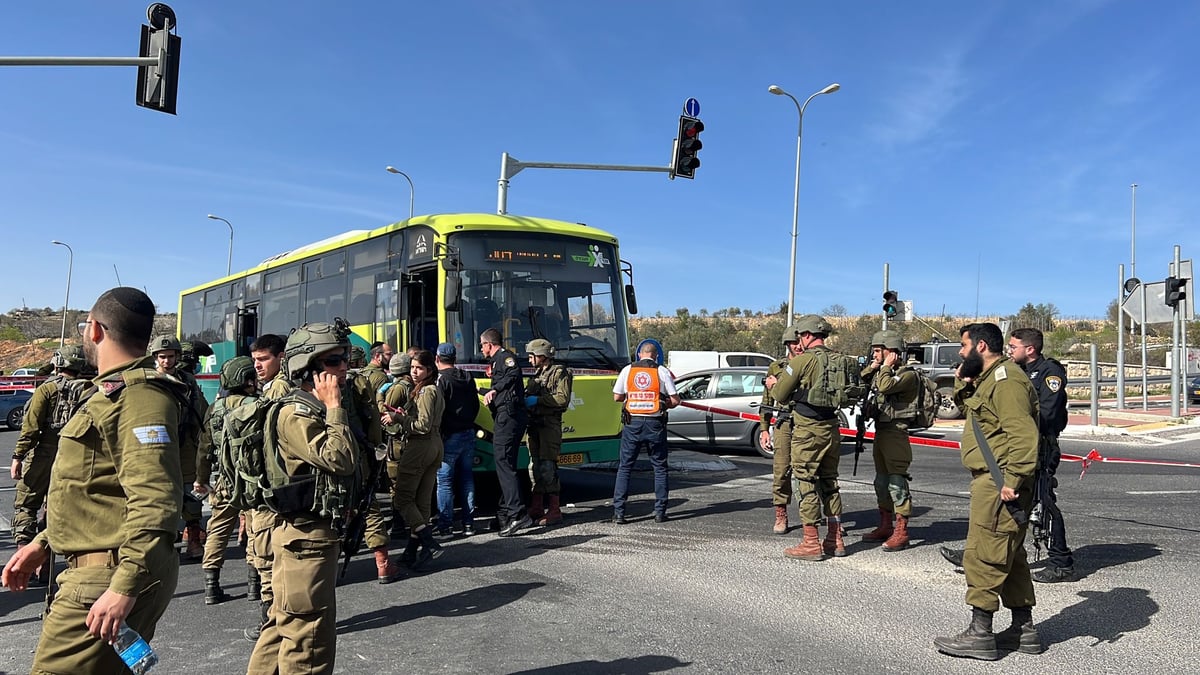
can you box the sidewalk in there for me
[931,397,1199,437]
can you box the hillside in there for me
[0,312,178,374]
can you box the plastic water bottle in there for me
[112,622,158,674]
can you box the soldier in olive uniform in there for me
[10,346,91,563]
[769,314,846,561]
[382,350,446,570]
[345,344,400,583]
[761,326,803,535]
[244,333,289,641]
[3,287,185,673]
[859,330,919,551]
[194,356,258,605]
[380,353,413,543]
[934,323,1043,660]
[247,322,359,675]
[524,338,574,526]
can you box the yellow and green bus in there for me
[178,212,637,470]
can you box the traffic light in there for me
[1165,276,1187,309]
[136,3,181,115]
[883,290,899,318]
[671,115,704,179]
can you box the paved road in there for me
[1,428,1197,674]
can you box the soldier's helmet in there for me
[284,321,352,377]
[870,330,905,352]
[148,334,182,356]
[349,345,367,368]
[526,338,555,358]
[50,345,87,373]
[781,326,799,345]
[220,356,256,391]
[178,340,214,371]
[388,353,412,377]
[793,314,832,337]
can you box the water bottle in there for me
[112,622,158,674]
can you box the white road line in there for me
[1126,490,1200,495]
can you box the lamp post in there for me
[207,214,234,276]
[51,240,73,348]
[385,166,416,220]
[768,82,840,325]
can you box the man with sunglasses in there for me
[3,288,187,673]
[247,322,359,674]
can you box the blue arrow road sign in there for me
[684,97,700,118]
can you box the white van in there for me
[666,351,775,377]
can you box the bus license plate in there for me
[558,453,585,466]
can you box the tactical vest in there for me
[788,348,866,411]
[260,390,360,521]
[50,377,98,430]
[876,366,920,422]
[624,360,663,416]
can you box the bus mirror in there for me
[625,285,638,315]
[444,275,463,312]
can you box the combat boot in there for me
[203,568,227,606]
[934,607,999,660]
[400,536,420,567]
[183,523,204,561]
[995,606,1045,654]
[246,565,261,602]
[822,517,846,557]
[244,600,270,642]
[861,508,894,542]
[772,505,789,535]
[882,514,910,552]
[528,494,545,523]
[784,524,825,562]
[539,495,564,526]
[374,546,403,584]
[411,527,445,571]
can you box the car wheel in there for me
[6,407,22,430]
[753,428,774,459]
[936,386,961,420]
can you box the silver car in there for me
[669,367,862,459]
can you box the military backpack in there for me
[907,367,940,429]
[794,348,867,410]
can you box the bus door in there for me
[400,264,439,350]
[374,274,402,349]
[234,304,258,357]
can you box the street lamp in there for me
[207,214,234,276]
[51,240,73,348]
[768,82,840,325]
[385,166,416,220]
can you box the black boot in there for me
[246,566,261,602]
[400,537,420,567]
[939,546,964,567]
[203,568,227,606]
[244,600,269,642]
[996,606,1045,654]
[934,607,998,660]
[411,527,445,571]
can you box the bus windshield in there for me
[448,231,630,371]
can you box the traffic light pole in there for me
[1171,245,1182,418]
[882,263,890,331]
[497,153,673,215]
[1117,264,1125,409]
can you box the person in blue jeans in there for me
[611,340,680,523]
[434,343,481,536]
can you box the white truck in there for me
[666,350,775,376]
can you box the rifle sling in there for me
[968,416,1028,526]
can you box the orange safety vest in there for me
[623,363,662,416]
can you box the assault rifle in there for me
[852,391,877,476]
[339,442,388,579]
[751,401,792,427]
[1029,434,1056,561]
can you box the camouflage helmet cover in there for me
[284,320,352,376]
[349,345,368,367]
[870,330,905,352]
[148,334,181,355]
[220,356,256,390]
[526,338,555,357]
[781,326,799,345]
[388,353,412,377]
[50,345,87,372]
[793,314,832,337]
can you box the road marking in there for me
[1126,490,1200,495]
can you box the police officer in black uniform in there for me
[479,328,530,536]
[1009,327,1074,582]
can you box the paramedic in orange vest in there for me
[611,340,680,523]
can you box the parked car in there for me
[1,388,33,430]
[669,367,865,459]
[9,368,41,377]
[1191,375,1200,404]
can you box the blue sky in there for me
[2,1,1197,321]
